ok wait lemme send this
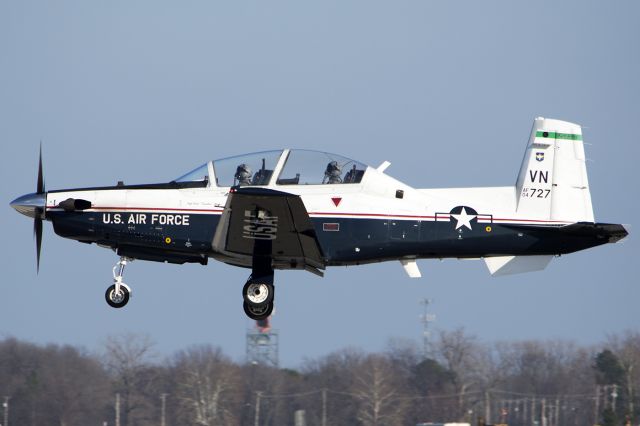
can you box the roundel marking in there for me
[449,205,478,231]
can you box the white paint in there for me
[47,118,596,229]
[484,255,553,276]
[376,160,391,172]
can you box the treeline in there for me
[0,330,638,426]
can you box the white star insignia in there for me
[451,207,476,230]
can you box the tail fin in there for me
[515,117,594,223]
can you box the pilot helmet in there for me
[325,161,341,175]
[235,163,252,184]
[324,161,342,183]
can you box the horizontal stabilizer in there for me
[559,221,629,244]
[484,255,553,276]
[400,259,422,278]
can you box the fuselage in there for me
[41,150,617,270]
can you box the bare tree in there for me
[299,348,363,425]
[496,339,596,425]
[434,328,484,419]
[2,332,639,426]
[0,338,111,426]
[607,330,640,423]
[384,338,457,423]
[103,333,157,426]
[351,354,407,426]
[173,345,241,426]
[41,344,111,425]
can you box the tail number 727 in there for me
[522,188,551,198]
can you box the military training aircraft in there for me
[10,117,628,320]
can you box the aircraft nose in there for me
[10,192,46,218]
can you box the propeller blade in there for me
[35,145,45,272]
[37,143,45,194]
[34,215,43,273]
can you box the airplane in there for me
[10,117,628,320]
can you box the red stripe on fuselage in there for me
[45,206,571,225]
[308,211,570,224]
[46,206,224,213]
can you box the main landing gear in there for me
[242,272,274,320]
[105,256,133,308]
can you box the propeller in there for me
[34,144,45,273]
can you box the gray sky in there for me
[1,1,638,367]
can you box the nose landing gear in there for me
[242,273,274,320]
[105,256,133,308]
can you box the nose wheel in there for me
[242,273,274,320]
[105,256,133,308]
[105,284,130,308]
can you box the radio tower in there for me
[246,317,279,367]
[419,298,436,359]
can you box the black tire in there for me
[243,301,273,321]
[242,281,274,306]
[105,284,130,308]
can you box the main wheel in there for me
[105,284,130,308]
[242,281,274,306]
[243,301,273,321]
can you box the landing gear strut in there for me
[105,256,132,308]
[242,272,274,320]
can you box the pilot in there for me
[343,164,358,183]
[235,163,252,186]
[323,161,343,184]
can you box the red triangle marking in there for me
[331,197,342,207]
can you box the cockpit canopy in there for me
[175,149,368,188]
[175,163,209,184]
[214,150,283,187]
[277,150,366,185]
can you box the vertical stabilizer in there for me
[515,117,594,222]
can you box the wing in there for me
[212,187,325,276]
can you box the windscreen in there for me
[174,163,209,183]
